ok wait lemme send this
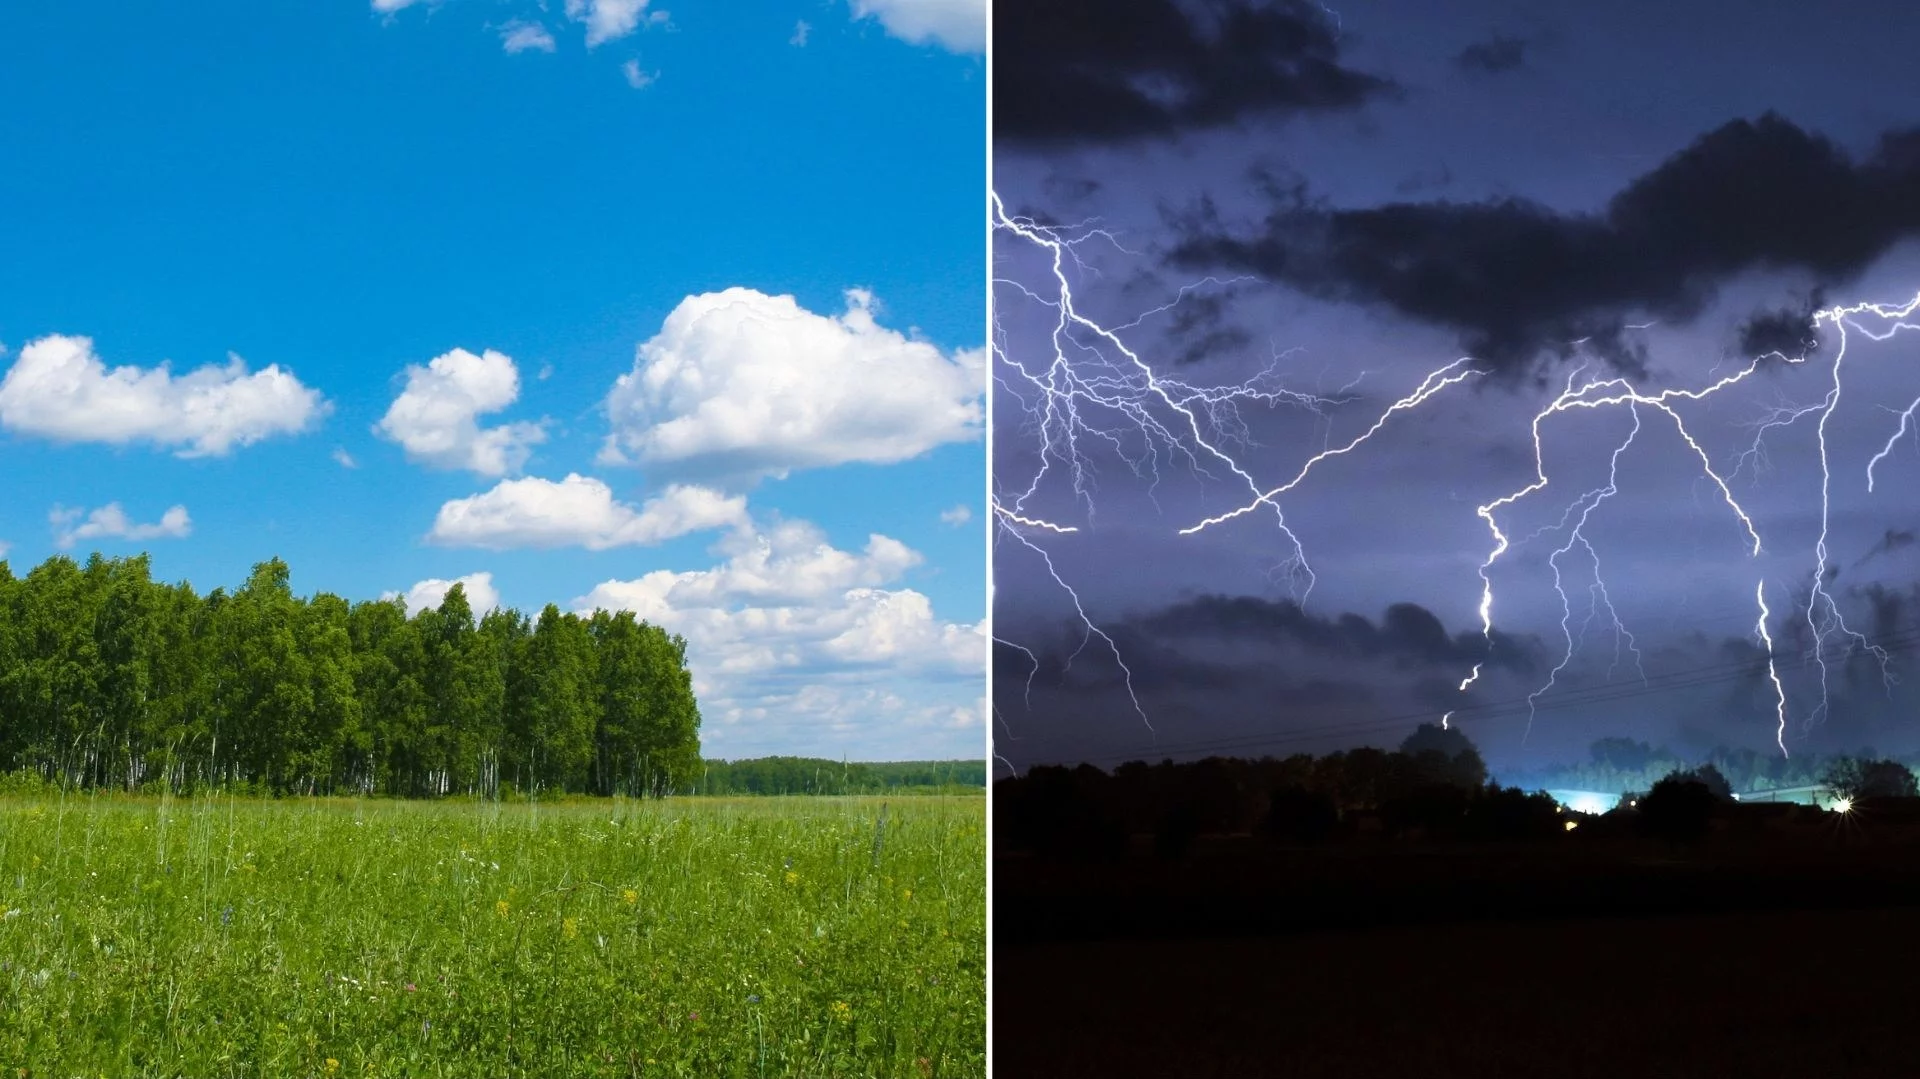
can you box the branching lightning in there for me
[996,176,1920,755]
[992,192,1476,734]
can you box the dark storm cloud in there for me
[1138,594,1536,673]
[1162,290,1253,365]
[1454,33,1527,74]
[1735,288,1826,358]
[997,594,1535,693]
[1856,528,1918,568]
[994,0,1398,148]
[1394,164,1454,196]
[1170,113,1920,378]
[1041,173,1103,205]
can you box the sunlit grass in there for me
[0,792,984,1078]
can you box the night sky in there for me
[991,0,1920,776]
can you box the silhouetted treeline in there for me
[0,553,701,798]
[998,724,1573,856]
[1505,736,1920,796]
[686,757,987,795]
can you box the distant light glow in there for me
[1832,797,1853,814]
[1548,790,1617,815]
[1563,820,1579,832]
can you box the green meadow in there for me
[0,792,984,1078]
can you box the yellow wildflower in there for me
[495,900,510,918]
[562,917,579,940]
[784,870,799,886]
[622,888,638,906]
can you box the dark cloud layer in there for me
[1138,594,1535,672]
[1170,114,1920,377]
[1455,34,1527,74]
[997,594,1537,695]
[994,0,1396,148]
[1736,288,1826,358]
[1856,528,1918,569]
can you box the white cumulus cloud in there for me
[500,20,557,53]
[383,571,502,619]
[940,504,973,526]
[575,517,983,757]
[621,58,658,89]
[428,473,746,550]
[850,0,983,53]
[566,0,662,46]
[599,288,982,484]
[51,503,192,550]
[375,348,545,477]
[0,335,328,457]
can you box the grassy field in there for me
[0,791,984,1078]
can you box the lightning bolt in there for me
[993,190,1471,735]
[997,167,1920,755]
[1755,580,1788,756]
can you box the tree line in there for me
[998,724,1920,858]
[1501,736,1920,797]
[0,553,701,798]
[997,724,1575,855]
[689,757,987,796]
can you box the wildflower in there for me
[405,983,416,993]
[220,906,233,927]
[689,1010,700,1021]
[562,917,579,940]
[784,871,799,886]
[902,888,913,901]
[622,888,638,906]
[324,1060,340,1075]
[831,1000,852,1022]
[495,900,510,918]
[747,994,761,1004]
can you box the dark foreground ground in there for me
[995,839,1920,1078]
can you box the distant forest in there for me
[1498,737,1918,795]
[0,553,700,799]
[691,757,987,795]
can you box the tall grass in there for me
[0,791,984,1077]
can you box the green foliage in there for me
[0,554,702,798]
[0,793,984,1077]
[689,758,989,796]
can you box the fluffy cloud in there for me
[51,503,191,550]
[500,20,557,53]
[600,288,983,484]
[384,571,502,618]
[575,518,984,757]
[370,0,423,12]
[850,0,983,53]
[428,473,746,550]
[375,348,545,477]
[940,504,973,526]
[566,0,664,47]
[0,335,327,456]
[621,59,658,89]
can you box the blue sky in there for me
[0,0,985,761]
